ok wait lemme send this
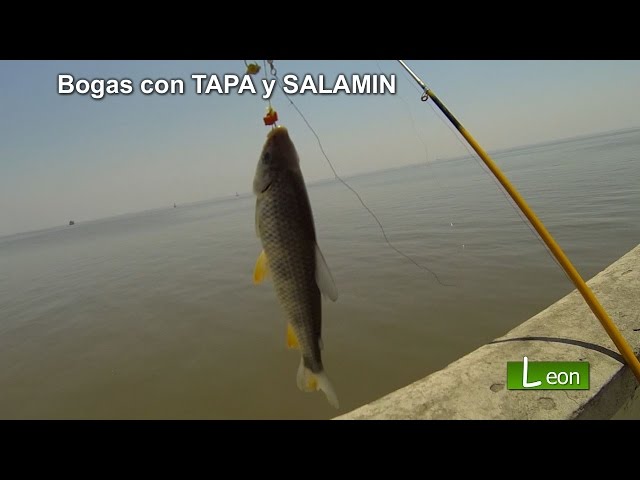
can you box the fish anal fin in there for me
[286,324,300,350]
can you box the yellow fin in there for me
[253,249,269,284]
[306,374,318,391]
[286,324,300,350]
[296,360,340,408]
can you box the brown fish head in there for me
[253,126,300,194]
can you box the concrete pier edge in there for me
[335,244,640,420]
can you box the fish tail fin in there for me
[316,371,340,409]
[296,359,340,409]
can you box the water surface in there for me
[1,129,639,419]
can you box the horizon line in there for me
[2,124,638,240]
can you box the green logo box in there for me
[507,357,590,390]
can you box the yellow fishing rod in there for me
[397,60,640,382]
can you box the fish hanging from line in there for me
[252,125,340,409]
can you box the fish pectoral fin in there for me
[286,324,300,350]
[315,243,338,302]
[253,249,270,284]
[296,360,339,409]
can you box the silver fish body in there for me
[253,125,339,408]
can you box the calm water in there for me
[1,129,639,419]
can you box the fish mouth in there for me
[264,126,297,164]
[266,126,292,151]
[266,125,289,140]
[261,181,272,193]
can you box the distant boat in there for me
[174,203,177,208]
[69,220,75,226]
[235,192,239,197]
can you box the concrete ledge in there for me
[335,245,640,420]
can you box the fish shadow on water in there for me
[489,336,624,363]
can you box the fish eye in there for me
[262,152,271,164]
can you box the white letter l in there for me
[523,356,542,388]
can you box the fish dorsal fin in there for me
[315,243,338,302]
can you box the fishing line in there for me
[390,61,640,383]
[432,102,568,276]
[376,61,432,165]
[389,61,568,277]
[269,69,455,288]
[262,60,273,112]
[375,61,459,229]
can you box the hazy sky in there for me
[2,60,640,237]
